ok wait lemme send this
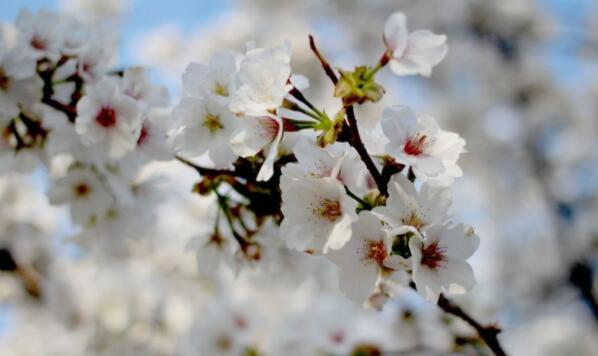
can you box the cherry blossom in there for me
[382,105,464,181]
[181,50,240,102]
[75,76,143,158]
[48,166,114,226]
[383,12,448,77]
[173,95,238,168]
[326,211,395,303]
[229,41,292,116]
[280,176,356,253]
[230,113,283,181]
[281,139,368,194]
[373,173,452,234]
[0,39,40,119]
[409,224,479,302]
[15,9,62,60]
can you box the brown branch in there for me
[308,35,338,84]
[345,105,387,195]
[175,155,237,177]
[308,34,387,196]
[438,294,507,356]
[38,58,80,123]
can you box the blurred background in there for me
[1,0,598,355]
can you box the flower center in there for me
[213,82,229,97]
[0,68,9,91]
[420,242,447,270]
[203,113,223,133]
[360,239,387,266]
[30,36,46,50]
[402,212,424,230]
[403,134,427,156]
[73,183,91,197]
[330,330,345,344]
[216,335,233,351]
[95,107,117,128]
[316,199,342,222]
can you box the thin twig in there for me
[344,185,372,210]
[308,35,338,84]
[438,294,507,356]
[308,35,386,195]
[345,105,386,195]
[175,155,237,177]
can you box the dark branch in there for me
[175,155,237,177]
[308,35,338,85]
[345,105,387,196]
[438,294,507,356]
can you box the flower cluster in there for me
[0,7,499,356]
[173,11,475,305]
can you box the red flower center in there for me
[73,183,91,197]
[421,242,447,270]
[361,239,387,266]
[317,199,342,222]
[30,36,46,50]
[96,107,117,128]
[404,134,427,156]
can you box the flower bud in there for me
[334,66,385,105]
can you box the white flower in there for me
[382,106,463,180]
[409,224,479,302]
[373,173,451,234]
[75,76,143,158]
[48,166,114,226]
[121,66,169,108]
[15,9,62,60]
[181,298,261,356]
[280,176,356,253]
[425,130,466,186]
[282,139,368,195]
[173,95,238,168]
[182,50,239,101]
[0,43,40,119]
[56,16,91,56]
[186,230,236,276]
[326,211,395,303]
[133,108,173,161]
[230,113,283,181]
[77,45,112,82]
[383,12,448,77]
[229,41,292,116]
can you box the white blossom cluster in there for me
[0,6,502,356]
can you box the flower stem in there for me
[289,87,324,118]
[344,186,372,210]
[214,190,248,249]
[175,155,238,177]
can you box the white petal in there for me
[383,12,408,54]
[381,105,417,145]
